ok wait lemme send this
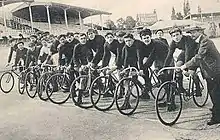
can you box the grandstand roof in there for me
[0,0,34,7]
[11,2,111,19]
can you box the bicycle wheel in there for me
[38,72,53,101]
[150,70,162,99]
[0,72,15,93]
[115,77,139,115]
[18,71,26,94]
[46,73,70,104]
[155,81,182,126]
[90,75,115,111]
[25,71,38,98]
[70,75,93,109]
[192,71,208,107]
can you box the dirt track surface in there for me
[0,38,220,140]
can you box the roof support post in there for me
[1,0,7,32]
[89,12,93,29]
[28,2,34,32]
[63,8,69,30]
[99,14,103,30]
[45,5,51,33]
[78,11,83,29]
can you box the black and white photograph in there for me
[0,0,220,139]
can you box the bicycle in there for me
[37,64,57,101]
[70,66,107,109]
[155,67,208,126]
[0,65,27,94]
[25,65,42,98]
[45,66,78,104]
[89,66,119,111]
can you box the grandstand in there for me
[0,0,111,38]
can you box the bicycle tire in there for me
[0,71,15,93]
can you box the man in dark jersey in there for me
[164,27,200,95]
[102,32,122,68]
[25,35,42,68]
[137,29,169,99]
[87,29,105,67]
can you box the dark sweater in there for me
[164,35,197,67]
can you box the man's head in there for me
[139,29,152,45]
[66,32,74,43]
[155,29,164,38]
[58,34,66,44]
[124,33,134,47]
[30,35,37,43]
[115,31,126,43]
[186,26,205,40]
[79,33,87,45]
[169,27,183,43]
[41,37,49,47]
[87,29,96,40]
[73,32,80,40]
[105,32,114,44]
[17,42,24,50]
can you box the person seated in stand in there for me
[137,29,169,99]
[154,29,169,46]
[164,27,201,97]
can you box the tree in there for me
[171,7,176,20]
[125,16,136,30]
[116,18,126,30]
[183,0,190,16]
[198,5,202,14]
[176,12,184,20]
[104,19,116,30]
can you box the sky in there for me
[36,0,220,23]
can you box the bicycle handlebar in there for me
[120,67,139,75]
[158,67,181,75]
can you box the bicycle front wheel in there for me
[38,72,54,101]
[0,72,15,93]
[18,71,26,94]
[46,73,71,104]
[70,75,93,109]
[25,71,38,98]
[115,77,139,115]
[155,81,182,126]
[90,75,115,111]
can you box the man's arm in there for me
[7,47,14,63]
[102,44,111,67]
[163,43,176,67]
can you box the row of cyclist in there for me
[0,27,209,126]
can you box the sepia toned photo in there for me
[0,0,220,139]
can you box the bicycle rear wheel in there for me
[150,70,162,99]
[18,71,26,94]
[25,71,38,98]
[46,73,71,104]
[192,71,208,107]
[115,77,139,115]
[70,75,93,109]
[155,81,182,126]
[90,75,115,111]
